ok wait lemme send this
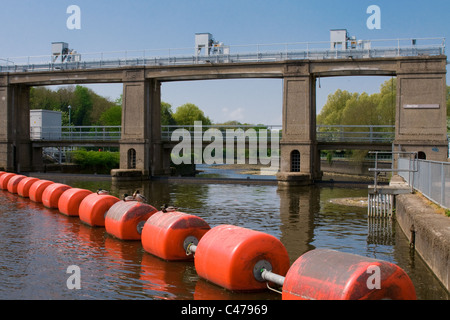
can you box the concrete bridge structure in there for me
[0,44,447,184]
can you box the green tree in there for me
[317,78,397,161]
[161,101,176,125]
[317,78,397,126]
[341,92,379,126]
[376,78,396,126]
[30,85,117,126]
[173,103,212,126]
[99,105,122,126]
[29,87,59,110]
[71,86,93,126]
[317,90,356,125]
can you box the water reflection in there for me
[0,173,448,300]
[277,186,318,263]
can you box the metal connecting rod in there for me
[185,243,197,255]
[260,269,285,287]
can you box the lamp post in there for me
[68,105,71,126]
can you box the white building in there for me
[30,109,62,140]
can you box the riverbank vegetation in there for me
[69,149,119,174]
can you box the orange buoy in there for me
[0,173,16,190]
[141,210,211,261]
[17,177,40,198]
[7,174,26,193]
[105,201,158,240]
[79,193,120,227]
[29,180,54,203]
[194,224,290,292]
[58,188,93,216]
[282,249,417,300]
[42,183,71,209]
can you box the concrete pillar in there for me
[148,79,165,176]
[395,61,448,161]
[32,147,44,172]
[0,80,32,172]
[277,74,321,186]
[113,69,163,179]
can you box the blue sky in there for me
[1,0,449,125]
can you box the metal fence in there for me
[317,125,394,143]
[398,157,450,210]
[1,37,445,73]
[29,124,395,143]
[30,126,121,141]
[160,124,282,142]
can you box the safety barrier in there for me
[368,193,395,218]
[1,37,445,73]
[0,170,417,300]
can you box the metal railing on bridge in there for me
[1,37,445,73]
[30,126,121,141]
[160,124,282,142]
[30,124,396,143]
[316,125,395,143]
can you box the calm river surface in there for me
[0,168,448,300]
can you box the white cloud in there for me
[221,107,245,122]
[229,108,245,121]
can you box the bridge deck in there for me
[1,37,445,74]
[30,125,395,151]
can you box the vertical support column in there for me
[277,66,321,186]
[395,58,448,162]
[148,79,166,176]
[0,76,9,171]
[0,79,32,172]
[114,69,151,179]
[113,69,164,180]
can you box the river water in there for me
[0,168,448,300]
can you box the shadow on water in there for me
[0,170,448,300]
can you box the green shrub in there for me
[70,149,119,174]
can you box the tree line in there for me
[31,81,450,128]
[29,85,212,127]
[317,78,450,162]
[318,78,450,128]
[317,78,396,127]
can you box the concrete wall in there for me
[396,193,450,292]
[320,159,391,176]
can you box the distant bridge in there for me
[30,124,395,151]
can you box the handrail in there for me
[30,124,395,143]
[368,151,418,192]
[1,37,445,73]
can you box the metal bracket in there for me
[253,260,272,282]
